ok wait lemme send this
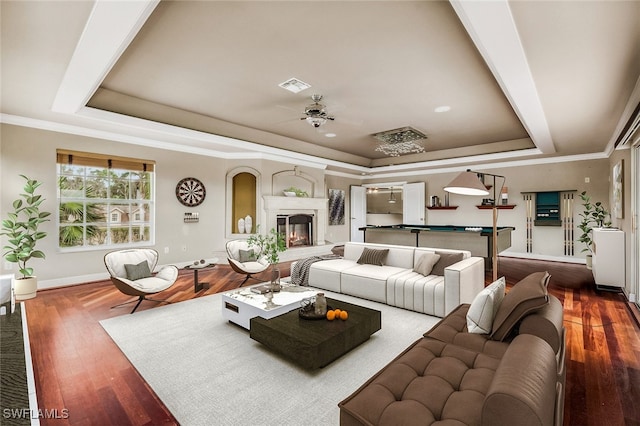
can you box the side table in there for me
[184,258,218,292]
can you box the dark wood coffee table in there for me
[249,298,381,369]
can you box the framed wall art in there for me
[328,189,345,225]
[612,159,623,219]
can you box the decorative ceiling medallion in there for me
[175,177,206,207]
[373,126,427,157]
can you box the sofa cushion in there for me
[124,261,152,281]
[339,337,502,426]
[413,252,441,276]
[424,304,510,359]
[490,272,550,341]
[386,271,446,317]
[356,247,389,266]
[431,252,464,276]
[466,277,506,334]
[238,249,255,263]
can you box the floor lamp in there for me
[444,170,506,281]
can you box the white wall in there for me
[0,124,338,288]
[1,122,619,289]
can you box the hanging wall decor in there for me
[175,177,206,207]
[328,189,345,225]
[612,159,623,219]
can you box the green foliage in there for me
[284,186,309,197]
[246,226,286,265]
[577,191,611,253]
[1,175,51,278]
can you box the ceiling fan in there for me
[301,94,335,128]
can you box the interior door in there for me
[403,182,426,225]
[350,185,366,242]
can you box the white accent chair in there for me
[225,239,269,285]
[104,249,179,313]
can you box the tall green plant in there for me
[246,225,286,265]
[1,175,51,278]
[577,191,611,253]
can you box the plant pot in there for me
[585,254,593,270]
[14,276,37,300]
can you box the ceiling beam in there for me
[52,0,159,114]
[451,0,556,154]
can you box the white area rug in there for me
[100,290,440,426]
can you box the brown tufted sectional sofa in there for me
[338,271,565,426]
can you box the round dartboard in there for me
[175,177,206,207]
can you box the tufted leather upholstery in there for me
[340,337,503,425]
[339,273,566,426]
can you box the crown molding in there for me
[1,112,608,181]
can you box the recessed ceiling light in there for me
[434,105,451,113]
[278,78,311,93]
[325,133,336,138]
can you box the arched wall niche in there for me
[272,166,317,197]
[226,166,261,238]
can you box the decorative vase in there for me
[314,292,327,316]
[14,276,37,300]
[586,254,593,270]
[270,267,281,292]
[244,215,252,234]
[237,218,245,234]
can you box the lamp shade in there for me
[444,171,490,196]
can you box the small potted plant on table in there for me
[247,226,286,291]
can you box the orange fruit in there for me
[333,309,341,317]
[326,310,336,321]
[339,310,349,321]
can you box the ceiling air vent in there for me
[278,78,311,94]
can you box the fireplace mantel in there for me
[263,196,328,245]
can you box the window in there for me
[57,150,155,250]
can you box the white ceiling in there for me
[2,0,639,177]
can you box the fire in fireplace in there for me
[277,214,314,248]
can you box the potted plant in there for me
[1,175,51,299]
[247,226,286,290]
[283,186,309,197]
[577,191,611,269]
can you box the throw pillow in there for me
[466,277,506,334]
[413,252,441,276]
[356,248,389,266]
[431,252,464,276]
[238,249,255,263]
[124,261,152,281]
[490,271,550,341]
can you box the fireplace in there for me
[263,196,328,247]
[277,214,313,248]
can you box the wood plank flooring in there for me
[19,258,640,425]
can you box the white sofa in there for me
[301,242,485,317]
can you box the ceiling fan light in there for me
[306,116,326,128]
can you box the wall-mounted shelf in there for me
[427,206,458,210]
[476,205,516,210]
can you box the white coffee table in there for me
[221,281,320,330]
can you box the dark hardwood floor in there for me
[20,258,640,425]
